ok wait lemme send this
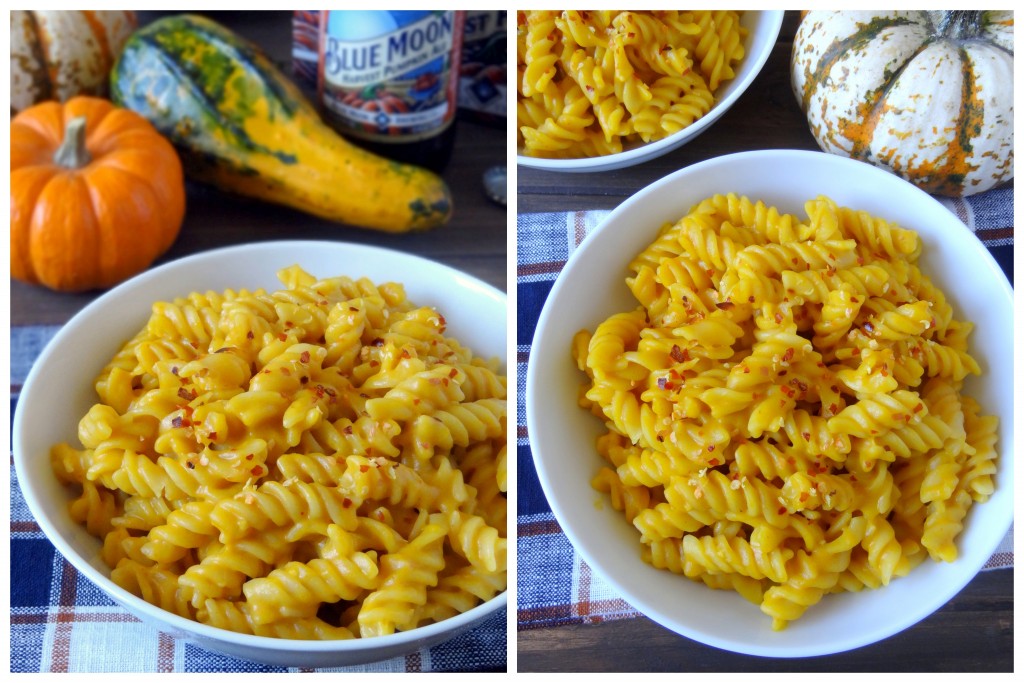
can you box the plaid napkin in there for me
[9,327,506,673]
[517,186,1014,630]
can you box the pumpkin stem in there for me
[53,116,93,169]
[938,10,983,41]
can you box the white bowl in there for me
[516,10,784,172]
[13,240,508,668]
[526,150,1013,657]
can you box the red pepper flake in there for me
[428,377,442,385]
[186,461,195,469]
[208,431,218,440]
[300,376,309,384]
[359,465,370,473]
[342,498,353,508]
[172,416,184,428]
[780,385,795,398]
[343,425,353,435]
[177,387,197,401]
[748,296,756,303]
[278,333,288,342]
[171,366,179,376]
[670,345,686,363]
[913,403,924,413]
[246,330,255,340]
[707,446,716,454]
[782,348,795,362]
[716,301,735,310]
[850,296,859,303]
[777,506,787,515]
[799,492,810,502]
[437,313,447,331]
[245,453,254,460]
[300,351,311,363]
[774,312,784,324]
[801,432,811,441]
[251,465,264,477]
[829,403,839,415]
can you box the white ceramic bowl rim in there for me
[516,10,785,172]
[526,150,1013,657]
[13,240,508,662]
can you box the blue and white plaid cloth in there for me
[517,187,1014,631]
[9,327,507,673]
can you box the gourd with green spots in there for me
[791,10,1013,197]
[111,14,451,232]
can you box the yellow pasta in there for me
[51,266,507,640]
[518,10,747,158]
[574,193,998,630]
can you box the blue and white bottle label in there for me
[319,10,464,142]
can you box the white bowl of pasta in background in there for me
[526,149,1013,657]
[516,10,784,172]
[13,241,508,668]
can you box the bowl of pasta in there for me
[13,241,508,667]
[516,10,784,171]
[526,149,1013,657]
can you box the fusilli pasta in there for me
[518,10,747,158]
[51,266,507,640]
[574,193,998,630]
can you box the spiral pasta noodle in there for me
[517,10,747,158]
[574,193,999,630]
[51,266,507,640]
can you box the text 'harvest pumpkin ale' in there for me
[316,10,465,172]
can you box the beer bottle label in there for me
[318,10,464,143]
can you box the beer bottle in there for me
[317,10,464,172]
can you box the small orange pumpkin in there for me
[11,96,186,292]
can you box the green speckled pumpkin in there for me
[110,14,451,232]
[791,10,1013,196]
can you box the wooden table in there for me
[11,10,507,328]
[516,11,1012,673]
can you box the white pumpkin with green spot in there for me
[791,10,1013,196]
